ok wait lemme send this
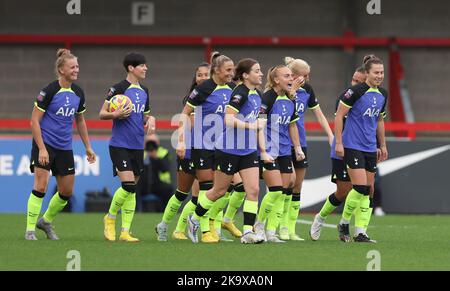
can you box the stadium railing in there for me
[1,119,450,140]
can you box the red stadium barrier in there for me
[1,119,449,140]
[2,34,450,48]
[2,33,450,139]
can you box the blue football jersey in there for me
[106,80,151,150]
[186,79,235,150]
[34,80,86,150]
[292,83,319,148]
[260,89,299,158]
[217,84,261,156]
[339,83,388,153]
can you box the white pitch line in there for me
[297,219,336,229]
[298,219,386,229]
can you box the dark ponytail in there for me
[182,62,210,105]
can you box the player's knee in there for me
[122,181,136,193]
[33,180,48,194]
[290,175,297,187]
[57,186,73,196]
[353,185,370,195]
[247,187,259,200]
[287,179,295,189]
[214,186,229,198]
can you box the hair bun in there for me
[284,56,295,65]
[56,48,71,58]
[211,51,221,61]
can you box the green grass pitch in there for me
[1,213,450,270]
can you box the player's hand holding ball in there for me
[109,94,133,119]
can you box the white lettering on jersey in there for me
[276,115,291,125]
[246,111,259,119]
[56,107,75,117]
[363,108,381,117]
[297,102,305,113]
[215,105,224,114]
[132,103,146,114]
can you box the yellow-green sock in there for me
[257,187,283,223]
[162,189,189,224]
[243,200,258,233]
[341,186,369,223]
[267,194,284,231]
[355,195,371,234]
[214,211,223,231]
[288,192,301,234]
[208,190,231,221]
[319,193,342,218]
[194,190,215,232]
[109,186,132,216]
[42,192,68,223]
[26,191,44,231]
[175,199,197,233]
[199,215,210,233]
[224,189,246,221]
[280,189,292,229]
[363,198,374,232]
[121,194,136,231]
[354,204,362,229]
